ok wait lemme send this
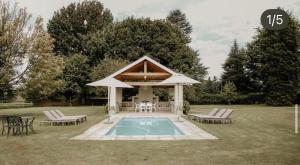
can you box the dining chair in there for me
[139,103,146,112]
[13,116,24,136]
[152,103,157,112]
[1,116,8,135]
[4,116,16,136]
[22,117,35,135]
[146,102,152,113]
[134,103,139,112]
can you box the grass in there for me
[0,105,299,165]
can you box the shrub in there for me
[186,92,265,105]
[294,93,300,104]
[183,100,190,115]
[199,94,224,104]
[235,93,265,104]
[221,82,238,105]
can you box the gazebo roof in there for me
[108,56,176,79]
[159,73,200,85]
[86,77,133,88]
[88,56,199,86]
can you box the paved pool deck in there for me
[72,112,217,140]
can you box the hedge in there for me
[187,93,265,105]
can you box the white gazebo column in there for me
[174,84,179,114]
[169,87,174,112]
[174,84,184,115]
[116,88,123,112]
[178,85,184,115]
[109,87,117,114]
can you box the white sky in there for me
[10,0,300,78]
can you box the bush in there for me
[235,93,265,104]
[221,82,238,105]
[183,101,190,115]
[294,93,300,104]
[195,94,224,104]
[186,92,265,105]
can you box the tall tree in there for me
[23,18,64,102]
[222,40,252,93]
[47,0,113,103]
[47,0,113,58]
[61,54,90,104]
[204,76,221,94]
[166,9,192,42]
[89,17,207,80]
[0,0,32,100]
[91,57,129,81]
[90,57,128,96]
[246,9,300,105]
[296,22,300,102]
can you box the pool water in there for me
[105,117,184,136]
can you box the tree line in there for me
[0,0,299,106]
[0,0,206,105]
[220,9,300,105]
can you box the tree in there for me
[91,57,128,80]
[222,40,252,93]
[47,0,114,103]
[222,82,238,105]
[0,1,32,100]
[90,57,128,96]
[246,9,300,105]
[47,0,113,57]
[204,76,221,94]
[90,17,207,80]
[166,9,192,42]
[23,18,64,102]
[61,54,90,104]
[296,22,300,103]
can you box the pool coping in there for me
[71,113,217,140]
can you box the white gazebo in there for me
[88,56,199,114]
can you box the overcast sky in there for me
[11,0,300,78]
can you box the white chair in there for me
[152,103,157,112]
[139,103,146,112]
[146,102,152,113]
[134,103,139,112]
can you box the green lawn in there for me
[0,105,299,165]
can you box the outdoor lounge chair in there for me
[192,109,227,123]
[49,110,81,123]
[202,109,233,124]
[49,110,83,123]
[41,111,78,126]
[52,110,87,122]
[188,108,219,120]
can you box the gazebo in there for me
[88,56,199,114]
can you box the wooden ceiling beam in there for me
[120,72,170,76]
[144,61,147,73]
[125,81,173,86]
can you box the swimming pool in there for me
[105,117,184,136]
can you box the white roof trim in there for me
[108,56,176,78]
